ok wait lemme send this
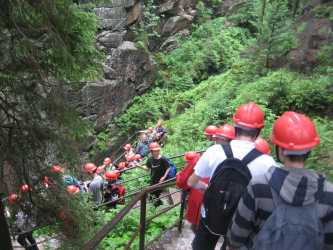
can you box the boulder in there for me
[96,31,125,50]
[94,7,127,30]
[160,29,190,52]
[162,15,193,35]
[127,0,142,25]
[158,0,177,14]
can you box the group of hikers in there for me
[174,102,332,250]
[7,102,333,250]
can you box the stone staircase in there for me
[146,221,223,250]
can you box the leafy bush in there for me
[160,17,250,90]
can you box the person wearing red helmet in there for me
[176,152,208,232]
[188,103,276,250]
[84,162,104,205]
[103,171,125,209]
[103,157,114,171]
[213,124,235,144]
[145,142,171,207]
[255,137,271,154]
[204,125,217,142]
[124,143,135,162]
[228,112,333,250]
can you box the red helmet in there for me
[20,184,30,193]
[84,162,97,174]
[103,157,111,165]
[204,125,217,136]
[67,185,80,194]
[104,171,119,181]
[184,151,200,162]
[134,154,142,160]
[118,161,126,170]
[214,124,235,140]
[271,111,320,151]
[233,102,264,129]
[255,137,271,155]
[51,164,64,174]
[123,144,132,151]
[149,142,161,151]
[8,193,18,204]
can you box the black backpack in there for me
[203,144,262,235]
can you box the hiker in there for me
[63,175,84,192]
[204,125,217,142]
[103,171,125,209]
[176,151,206,231]
[255,137,271,154]
[103,157,114,171]
[146,127,155,143]
[136,133,150,157]
[124,144,135,162]
[188,102,275,250]
[213,124,235,144]
[227,111,333,250]
[14,203,39,250]
[84,162,104,205]
[155,119,167,146]
[145,142,171,207]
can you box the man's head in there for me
[233,102,265,141]
[149,142,161,159]
[139,133,148,142]
[213,124,235,145]
[271,111,320,166]
[204,125,217,141]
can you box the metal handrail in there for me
[81,179,177,250]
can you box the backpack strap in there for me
[221,144,233,159]
[241,148,262,166]
[315,174,325,201]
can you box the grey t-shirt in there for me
[89,175,104,205]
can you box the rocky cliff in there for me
[73,0,196,131]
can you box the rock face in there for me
[71,0,195,130]
[287,8,333,71]
[70,41,155,131]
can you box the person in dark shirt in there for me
[146,142,170,206]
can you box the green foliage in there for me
[254,0,297,67]
[160,17,250,90]
[313,3,333,21]
[0,0,102,248]
[134,0,161,49]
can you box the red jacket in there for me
[176,155,208,225]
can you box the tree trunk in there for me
[0,197,13,250]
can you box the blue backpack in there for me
[165,157,177,179]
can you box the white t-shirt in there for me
[195,140,276,179]
[195,140,276,218]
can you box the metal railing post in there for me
[139,193,147,250]
[178,190,187,232]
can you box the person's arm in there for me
[159,158,170,183]
[227,184,257,248]
[187,149,211,190]
[159,168,170,183]
[187,173,208,191]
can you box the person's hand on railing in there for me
[159,176,166,183]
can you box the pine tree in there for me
[0,0,101,248]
